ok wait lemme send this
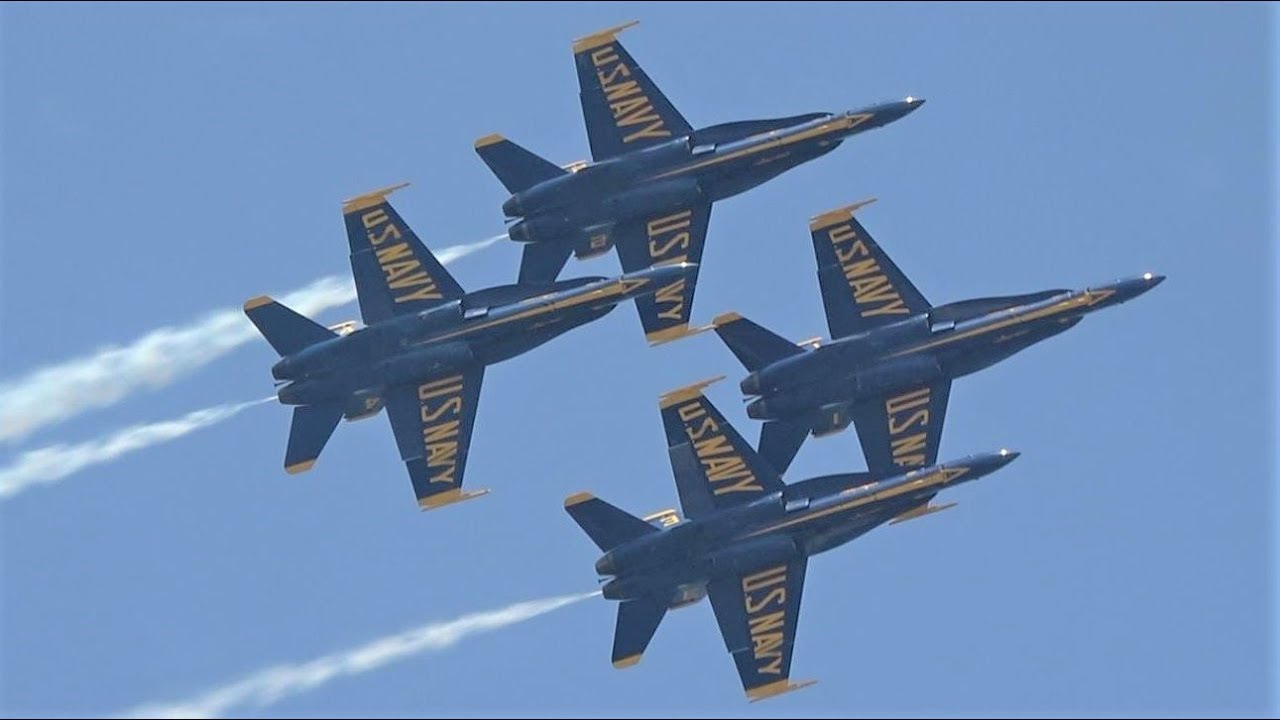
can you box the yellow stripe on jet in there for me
[889,288,1116,359]
[745,466,970,537]
[808,197,878,232]
[747,679,818,703]
[612,654,643,669]
[342,182,411,215]
[572,20,640,54]
[650,113,873,181]
[658,375,726,409]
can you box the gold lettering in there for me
[653,280,686,321]
[748,611,786,637]
[648,210,693,236]
[885,387,930,414]
[375,242,413,264]
[596,63,631,88]
[383,260,423,284]
[677,402,705,423]
[712,476,765,496]
[388,271,433,290]
[602,78,641,102]
[693,433,733,458]
[862,298,910,316]
[703,455,752,483]
[827,223,857,246]
[623,120,671,143]
[418,376,463,400]
[844,257,881,280]
[367,222,402,247]
[394,285,443,303]
[361,209,388,229]
[888,408,929,435]
[685,415,717,442]
[609,94,650,120]
[891,432,927,457]
[751,631,785,660]
[746,586,786,614]
[421,396,462,424]
[758,656,784,675]
[424,420,459,444]
[590,47,619,67]
[649,232,689,259]
[742,565,787,593]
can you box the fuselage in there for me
[271,264,692,413]
[596,450,1017,604]
[742,274,1165,422]
[502,99,924,246]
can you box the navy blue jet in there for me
[565,378,1019,700]
[243,183,695,510]
[712,199,1165,477]
[473,21,924,345]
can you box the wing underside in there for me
[850,378,952,476]
[614,203,712,345]
[383,366,488,510]
[707,558,815,701]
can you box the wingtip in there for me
[342,182,411,214]
[572,20,640,53]
[658,375,727,409]
[564,491,595,508]
[712,311,744,328]
[243,295,274,312]
[645,322,715,346]
[746,679,818,702]
[418,488,490,511]
[285,459,316,475]
[612,653,643,669]
[474,133,505,150]
[808,198,878,231]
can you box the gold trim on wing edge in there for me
[746,679,817,702]
[243,295,274,312]
[342,182,411,215]
[285,459,315,475]
[572,20,639,54]
[809,197,878,231]
[658,375,726,409]
[612,654,643,669]
[418,488,490,511]
[474,133,505,149]
[564,491,595,508]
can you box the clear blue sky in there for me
[2,2,1274,716]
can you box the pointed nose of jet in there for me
[963,448,1021,480]
[853,96,926,132]
[621,261,699,292]
[1087,271,1166,310]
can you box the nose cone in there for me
[620,262,699,296]
[964,448,1021,479]
[855,96,927,131]
[1089,271,1166,309]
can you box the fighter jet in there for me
[565,378,1019,700]
[474,21,924,345]
[243,183,695,510]
[712,199,1165,477]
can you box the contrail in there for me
[121,591,599,719]
[0,396,276,501]
[0,236,503,444]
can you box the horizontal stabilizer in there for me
[518,241,574,284]
[243,296,336,357]
[758,418,811,476]
[713,312,804,372]
[284,401,343,474]
[612,596,668,669]
[474,134,567,195]
[565,492,658,551]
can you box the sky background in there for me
[1,2,1274,717]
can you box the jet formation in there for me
[243,20,1163,702]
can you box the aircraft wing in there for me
[614,202,712,344]
[572,21,692,161]
[849,379,952,476]
[808,200,930,339]
[658,378,785,520]
[706,557,816,702]
[342,184,466,326]
[383,366,489,510]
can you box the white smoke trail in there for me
[0,396,276,500]
[0,236,503,444]
[121,591,599,719]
